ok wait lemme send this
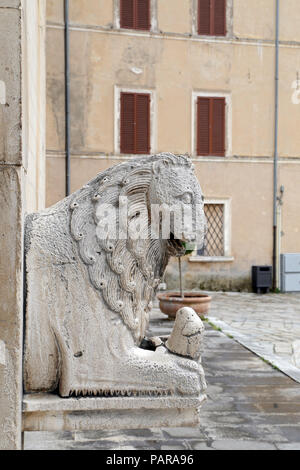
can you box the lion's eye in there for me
[181,193,193,204]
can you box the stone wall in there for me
[0,0,23,450]
[0,0,46,450]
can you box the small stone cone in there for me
[166,307,205,360]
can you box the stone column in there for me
[0,0,46,450]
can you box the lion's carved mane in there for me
[69,153,192,342]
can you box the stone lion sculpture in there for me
[24,153,207,398]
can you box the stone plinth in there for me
[23,393,206,432]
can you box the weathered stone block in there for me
[23,393,206,432]
[0,8,21,164]
[0,1,20,7]
[0,166,24,450]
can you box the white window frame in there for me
[189,197,234,262]
[114,86,156,156]
[114,0,158,33]
[191,90,232,158]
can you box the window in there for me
[198,0,226,36]
[190,199,233,262]
[198,203,225,256]
[120,0,150,31]
[197,97,225,156]
[120,92,150,154]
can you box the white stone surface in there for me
[23,393,205,412]
[0,166,24,452]
[207,316,300,382]
[0,6,21,164]
[0,81,5,105]
[292,340,300,368]
[205,291,300,383]
[166,307,205,360]
[0,341,6,366]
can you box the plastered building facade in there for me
[45,0,300,290]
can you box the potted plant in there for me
[157,244,212,319]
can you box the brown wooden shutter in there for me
[135,94,150,153]
[197,97,225,156]
[120,0,150,30]
[197,97,210,156]
[198,0,226,36]
[120,93,135,154]
[136,0,150,30]
[211,98,225,156]
[120,92,150,154]
[198,0,211,35]
[214,0,226,36]
[120,0,134,29]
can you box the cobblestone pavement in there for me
[205,292,300,383]
[24,304,300,450]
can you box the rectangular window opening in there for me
[198,203,225,257]
[120,0,151,31]
[120,92,151,155]
[197,96,226,156]
[198,0,226,36]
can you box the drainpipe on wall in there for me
[276,201,282,289]
[272,0,280,291]
[64,0,71,197]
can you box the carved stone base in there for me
[22,393,206,432]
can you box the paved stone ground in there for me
[206,292,300,382]
[24,302,300,450]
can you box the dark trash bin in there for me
[252,266,272,294]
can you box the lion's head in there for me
[70,153,206,343]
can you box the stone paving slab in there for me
[205,291,300,383]
[24,306,300,450]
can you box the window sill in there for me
[193,155,227,158]
[196,34,227,39]
[189,256,234,263]
[119,27,151,33]
[119,153,151,157]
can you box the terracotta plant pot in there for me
[157,292,212,319]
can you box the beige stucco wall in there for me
[234,0,300,43]
[46,0,300,42]
[158,0,191,34]
[45,0,300,290]
[46,29,279,158]
[45,1,300,159]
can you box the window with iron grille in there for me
[198,203,225,256]
[120,0,151,31]
[198,0,227,36]
[120,92,151,154]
